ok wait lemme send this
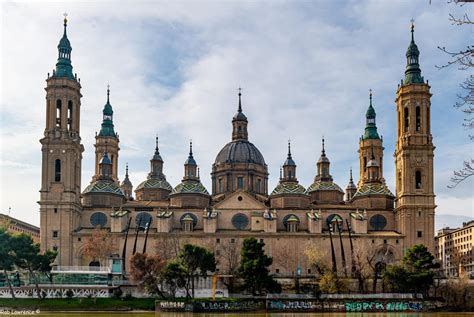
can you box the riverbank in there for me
[0,298,156,311]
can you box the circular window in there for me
[238,196,243,201]
[90,212,107,228]
[370,214,387,231]
[180,213,198,226]
[136,212,152,230]
[283,214,300,228]
[232,213,249,230]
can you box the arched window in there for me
[398,111,401,136]
[363,157,367,172]
[54,159,61,182]
[136,212,153,230]
[237,177,244,189]
[56,100,62,128]
[415,106,421,132]
[427,106,430,134]
[256,179,261,192]
[415,171,422,189]
[180,213,198,232]
[283,214,300,233]
[218,178,223,192]
[404,107,409,132]
[67,101,73,130]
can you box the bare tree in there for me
[304,241,329,276]
[81,228,117,265]
[273,242,296,274]
[216,238,241,293]
[437,4,474,187]
[155,232,182,261]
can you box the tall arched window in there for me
[256,179,261,192]
[404,107,409,132]
[415,106,421,132]
[363,157,367,172]
[237,177,244,189]
[56,100,62,128]
[54,159,61,182]
[67,101,73,130]
[427,106,430,134]
[415,170,422,189]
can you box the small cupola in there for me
[232,88,248,141]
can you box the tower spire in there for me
[98,85,115,137]
[54,13,74,79]
[404,19,424,85]
[363,89,380,140]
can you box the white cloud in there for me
[1,1,472,226]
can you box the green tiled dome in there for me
[271,182,307,196]
[83,180,124,196]
[307,180,344,193]
[172,180,209,195]
[136,178,173,191]
[353,183,394,198]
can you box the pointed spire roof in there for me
[346,167,357,190]
[185,140,197,165]
[54,13,74,79]
[403,20,424,85]
[152,136,163,162]
[363,89,380,140]
[233,88,248,121]
[283,140,296,166]
[122,163,133,186]
[98,85,116,137]
[317,137,329,163]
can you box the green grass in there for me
[0,298,156,311]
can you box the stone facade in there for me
[39,19,435,275]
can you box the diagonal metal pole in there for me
[121,217,132,273]
[142,220,151,254]
[328,223,337,274]
[346,219,356,276]
[132,217,143,255]
[337,221,347,277]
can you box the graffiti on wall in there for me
[345,301,423,312]
[196,300,264,312]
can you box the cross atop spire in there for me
[189,139,193,157]
[238,87,242,113]
[322,136,326,156]
[125,162,129,177]
[350,167,353,182]
[155,135,160,155]
[287,139,292,159]
[410,18,415,41]
[107,84,110,103]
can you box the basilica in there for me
[39,17,435,276]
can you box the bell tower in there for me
[395,22,435,253]
[38,15,83,266]
[93,86,119,183]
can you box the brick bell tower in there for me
[39,15,83,265]
[394,22,435,253]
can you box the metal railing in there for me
[52,266,110,273]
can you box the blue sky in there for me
[1,1,472,229]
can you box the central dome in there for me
[214,140,266,166]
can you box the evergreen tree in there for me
[238,237,281,295]
[383,244,437,295]
[178,244,216,298]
